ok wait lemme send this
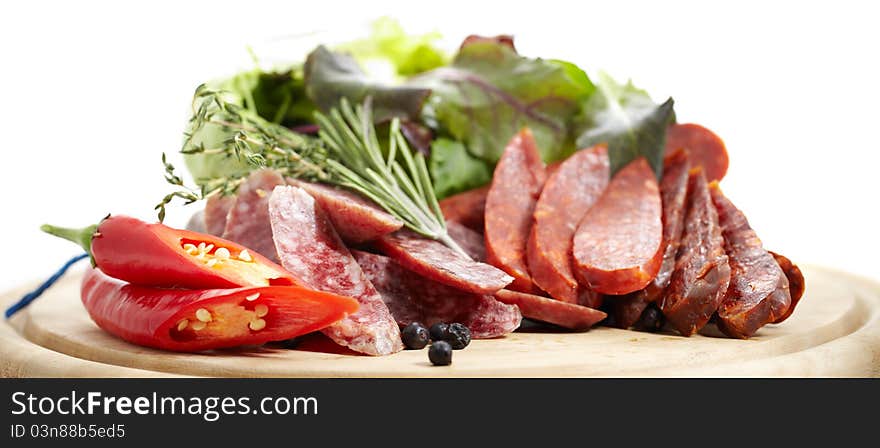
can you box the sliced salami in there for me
[290,180,404,244]
[769,251,805,324]
[710,184,791,339]
[573,158,664,295]
[485,129,547,293]
[607,148,692,328]
[665,123,729,182]
[446,220,487,262]
[376,229,513,295]
[204,194,236,237]
[439,185,489,232]
[527,145,609,303]
[222,170,286,262]
[353,250,521,339]
[268,185,403,356]
[659,169,730,336]
[493,289,606,331]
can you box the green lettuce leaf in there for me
[574,72,675,178]
[336,17,448,78]
[303,45,431,121]
[410,40,595,163]
[429,138,492,199]
[217,66,316,127]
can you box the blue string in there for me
[4,253,89,319]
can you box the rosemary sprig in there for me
[159,85,468,257]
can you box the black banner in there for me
[1,379,874,445]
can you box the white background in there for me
[0,0,877,292]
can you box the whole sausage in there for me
[665,123,729,182]
[710,184,791,339]
[485,128,548,293]
[659,169,730,336]
[526,145,609,303]
[572,157,663,295]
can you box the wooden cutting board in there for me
[2,264,879,377]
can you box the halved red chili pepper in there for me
[81,267,359,352]
[43,215,296,289]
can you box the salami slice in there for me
[353,250,521,338]
[659,169,730,336]
[493,289,606,331]
[485,129,548,293]
[268,185,403,355]
[606,149,692,328]
[290,180,404,244]
[376,229,513,294]
[710,184,792,339]
[769,251,805,324]
[573,158,663,295]
[527,145,609,303]
[204,194,235,237]
[446,220,486,262]
[665,123,729,182]
[439,185,489,232]
[222,170,286,262]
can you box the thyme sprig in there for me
[158,85,467,257]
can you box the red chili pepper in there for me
[42,215,297,289]
[81,267,359,352]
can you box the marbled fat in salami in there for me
[526,145,609,303]
[290,180,404,244]
[353,250,521,339]
[484,129,547,293]
[221,170,286,262]
[710,184,791,338]
[659,169,730,336]
[268,185,403,355]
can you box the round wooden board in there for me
[2,265,879,377]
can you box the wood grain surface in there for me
[2,265,878,377]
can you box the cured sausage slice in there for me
[439,185,489,232]
[769,251,805,324]
[222,170,286,262]
[268,185,403,356]
[446,220,487,262]
[493,289,606,331]
[665,123,729,182]
[376,229,513,294]
[204,194,235,237]
[527,145,609,303]
[290,180,404,244]
[573,158,663,295]
[659,169,731,336]
[353,250,521,338]
[710,184,791,338]
[485,128,548,293]
[606,149,692,328]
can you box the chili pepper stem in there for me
[40,223,98,262]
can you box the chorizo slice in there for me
[290,180,404,244]
[446,220,487,262]
[484,128,547,293]
[710,184,791,338]
[606,149,692,328]
[493,289,606,331]
[769,251,805,324]
[222,169,286,262]
[439,185,489,232]
[665,123,729,182]
[572,157,663,295]
[526,145,609,303]
[268,185,403,356]
[353,250,521,339]
[375,229,513,294]
[659,169,731,336]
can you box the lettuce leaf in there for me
[336,17,448,78]
[574,72,675,178]
[411,41,594,163]
[429,138,492,199]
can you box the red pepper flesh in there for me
[81,267,359,352]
